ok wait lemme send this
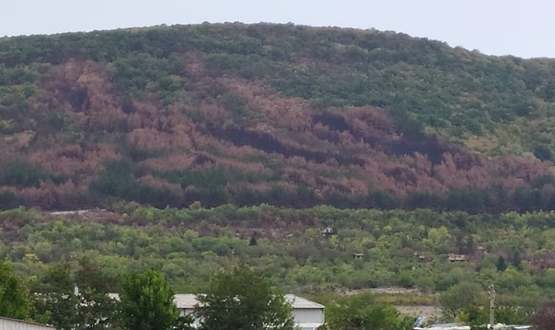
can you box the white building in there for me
[0,317,54,330]
[174,294,325,330]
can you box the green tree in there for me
[74,258,120,329]
[31,260,118,330]
[424,226,452,253]
[534,145,553,161]
[31,264,79,330]
[439,282,486,320]
[195,267,294,330]
[496,256,508,272]
[0,262,30,319]
[326,293,414,330]
[119,269,181,330]
[248,234,258,246]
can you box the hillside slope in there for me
[1,23,555,211]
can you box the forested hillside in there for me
[1,23,555,211]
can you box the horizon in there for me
[2,0,555,59]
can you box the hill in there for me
[1,23,555,211]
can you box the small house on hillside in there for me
[321,226,336,237]
[414,252,431,262]
[0,316,54,330]
[448,254,468,262]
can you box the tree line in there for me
[2,259,555,329]
[0,260,417,330]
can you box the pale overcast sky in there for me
[1,0,554,59]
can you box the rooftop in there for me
[0,316,55,329]
[174,294,324,309]
[109,293,324,310]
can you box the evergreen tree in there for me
[248,234,258,246]
[496,256,508,272]
[0,262,30,319]
[119,269,181,330]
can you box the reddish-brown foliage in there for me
[1,59,552,210]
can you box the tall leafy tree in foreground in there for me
[74,258,120,329]
[119,269,181,330]
[195,267,294,330]
[32,264,79,329]
[439,282,486,320]
[0,262,30,319]
[31,259,119,330]
[326,293,414,330]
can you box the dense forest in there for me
[2,23,555,211]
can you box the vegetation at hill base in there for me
[1,206,555,310]
[1,23,555,211]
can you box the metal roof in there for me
[110,293,324,310]
[0,316,55,329]
[174,294,199,309]
[284,294,325,309]
[173,294,324,309]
